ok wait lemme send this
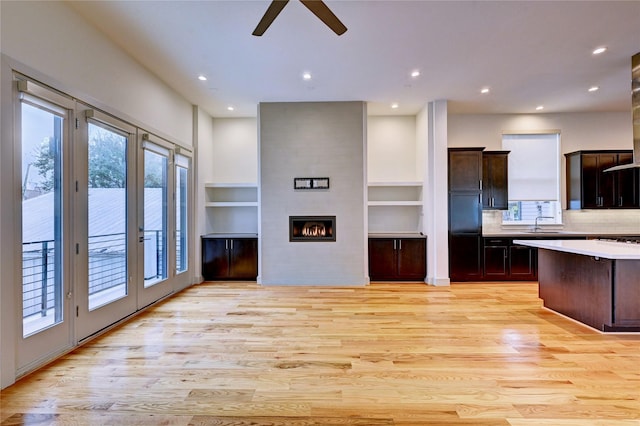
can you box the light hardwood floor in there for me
[2,282,640,425]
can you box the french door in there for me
[74,107,138,341]
[138,135,174,308]
[17,80,74,374]
[13,75,192,379]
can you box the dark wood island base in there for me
[538,248,640,332]
[513,239,640,333]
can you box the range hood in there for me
[604,52,640,172]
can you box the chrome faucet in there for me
[533,215,554,232]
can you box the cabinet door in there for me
[396,238,426,280]
[616,153,637,208]
[369,239,397,280]
[449,150,482,192]
[597,153,617,207]
[202,238,229,280]
[482,153,509,210]
[483,241,508,279]
[449,192,482,233]
[229,238,258,280]
[449,235,482,281]
[509,245,537,281]
[581,154,600,208]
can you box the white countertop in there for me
[513,239,640,260]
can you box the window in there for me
[501,133,562,225]
[20,98,66,337]
[87,121,129,310]
[175,154,190,273]
[143,142,169,287]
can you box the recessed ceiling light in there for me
[536,105,544,111]
[391,103,399,109]
[481,87,490,94]
[302,72,312,80]
[410,70,420,78]
[198,75,207,81]
[588,86,599,92]
[227,106,234,111]
[592,47,607,55]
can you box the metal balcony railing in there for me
[22,230,166,320]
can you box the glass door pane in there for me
[144,149,168,287]
[87,123,128,310]
[176,165,188,273]
[21,103,64,337]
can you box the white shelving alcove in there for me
[367,182,424,233]
[204,183,258,234]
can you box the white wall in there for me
[368,116,417,182]
[209,118,258,183]
[0,0,193,146]
[259,102,367,286]
[0,0,197,389]
[448,112,632,153]
[194,107,215,282]
[448,112,634,210]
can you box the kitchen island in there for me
[514,239,640,332]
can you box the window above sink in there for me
[502,200,562,226]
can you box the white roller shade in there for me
[502,133,560,201]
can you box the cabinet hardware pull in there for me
[225,240,228,250]
[399,240,402,250]
[393,240,396,250]
[230,240,234,250]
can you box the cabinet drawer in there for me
[483,238,510,246]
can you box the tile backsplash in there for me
[483,209,640,235]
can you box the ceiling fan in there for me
[253,0,347,36]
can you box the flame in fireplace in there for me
[302,222,326,237]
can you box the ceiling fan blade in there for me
[300,0,347,35]
[253,0,290,36]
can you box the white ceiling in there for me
[67,0,640,118]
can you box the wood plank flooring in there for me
[2,282,640,425]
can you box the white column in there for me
[422,100,450,286]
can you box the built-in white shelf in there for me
[204,183,258,234]
[368,200,423,206]
[367,181,423,233]
[368,181,422,187]
[205,183,258,207]
[205,201,258,207]
[367,181,423,206]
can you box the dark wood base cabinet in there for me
[483,238,537,281]
[449,235,483,281]
[201,235,258,281]
[538,249,640,332]
[369,236,426,281]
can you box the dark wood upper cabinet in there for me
[616,152,638,208]
[448,148,483,192]
[482,151,509,210]
[566,150,638,209]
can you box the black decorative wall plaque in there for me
[294,177,329,190]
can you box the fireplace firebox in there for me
[289,216,336,242]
